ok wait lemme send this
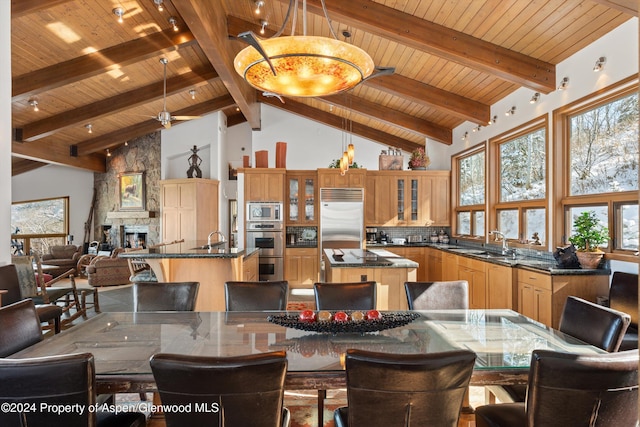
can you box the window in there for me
[453,147,485,237]
[11,197,69,255]
[490,117,548,245]
[556,77,638,256]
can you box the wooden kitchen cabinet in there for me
[425,247,443,281]
[457,256,486,309]
[518,270,552,326]
[365,171,450,227]
[284,247,318,287]
[486,263,515,309]
[387,247,427,282]
[516,268,610,329]
[243,168,285,201]
[286,171,317,225]
[442,252,458,281]
[160,178,219,243]
[317,168,365,188]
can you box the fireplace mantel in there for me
[106,211,156,219]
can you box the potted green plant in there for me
[408,147,430,170]
[568,211,609,269]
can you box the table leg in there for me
[317,389,326,427]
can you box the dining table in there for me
[11,309,605,396]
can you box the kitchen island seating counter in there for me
[118,242,260,311]
[11,309,606,396]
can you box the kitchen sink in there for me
[449,248,487,255]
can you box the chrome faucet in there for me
[490,230,509,255]
[207,230,227,247]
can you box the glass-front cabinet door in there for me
[287,171,317,225]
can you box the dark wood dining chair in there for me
[224,280,288,311]
[133,281,199,312]
[486,295,631,403]
[313,281,376,310]
[0,299,44,357]
[150,350,289,427]
[0,263,62,334]
[0,352,147,427]
[404,280,469,310]
[334,349,476,427]
[475,349,639,427]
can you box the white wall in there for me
[11,165,95,248]
[0,1,11,265]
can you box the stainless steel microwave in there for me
[246,202,282,222]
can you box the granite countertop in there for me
[118,241,260,259]
[323,248,419,268]
[365,242,609,275]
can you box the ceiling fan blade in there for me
[172,115,202,121]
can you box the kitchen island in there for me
[119,242,260,311]
[323,248,418,310]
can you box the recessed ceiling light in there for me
[112,7,125,24]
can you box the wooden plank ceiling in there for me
[10,0,634,175]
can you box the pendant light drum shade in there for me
[234,36,375,97]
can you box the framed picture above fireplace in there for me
[119,172,145,211]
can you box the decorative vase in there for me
[411,167,426,171]
[576,251,604,269]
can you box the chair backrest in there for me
[0,264,23,305]
[314,281,376,310]
[609,271,638,328]
[0,352,96,427]
[559,296,630,352]
[525,349,638,426]
[150,351,288,427]
[404,281,469,310]
[342,349,476,427]
[224,281,288,311]
[0,299,43,357]
[133,282,199,312]
[11,255,39,299]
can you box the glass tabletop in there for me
[12,309,604,377]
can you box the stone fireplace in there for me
[121,225,149,249]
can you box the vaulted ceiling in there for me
[10,0,636,175]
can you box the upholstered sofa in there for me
[41,245,82,277]
[86,254,131,287]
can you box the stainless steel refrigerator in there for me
[319,187,364,279]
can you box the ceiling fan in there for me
[154,58,201,129]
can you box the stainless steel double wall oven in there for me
[246,202,284,281]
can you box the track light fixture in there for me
[29,99,39,112]
[124,141,129,146]
[558,77,569,91]
[505,106,516,116]
[472,125,482,133]
[254,0,264,15]
[529,92,540,104]
[189,89,196,99]
[168,16,179,32]
[154,0,164,12]
[461,132,468,141]
[259,20,268,35]
[113,7,125,23]
[488,115,497,125]
[593,57,606,72]
[106,148,111,157]
[85,124,92,134]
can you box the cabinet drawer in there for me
[517,269,552,291]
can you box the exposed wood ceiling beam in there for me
[12,28,197,101]
[319,93,452,145]
[226,15,489,125]
[364,75,490,125]
[75,95,236,156]
[11,0,73,18]
[590,0,638,16]
[18,66,219,142]
[226,112,247,127]
[11,158,46,176]
[173,0,261,130]
[12,140,106,172]
[278,0,556,93]
[260,96,422,153]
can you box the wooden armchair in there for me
[12,254,86,328]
